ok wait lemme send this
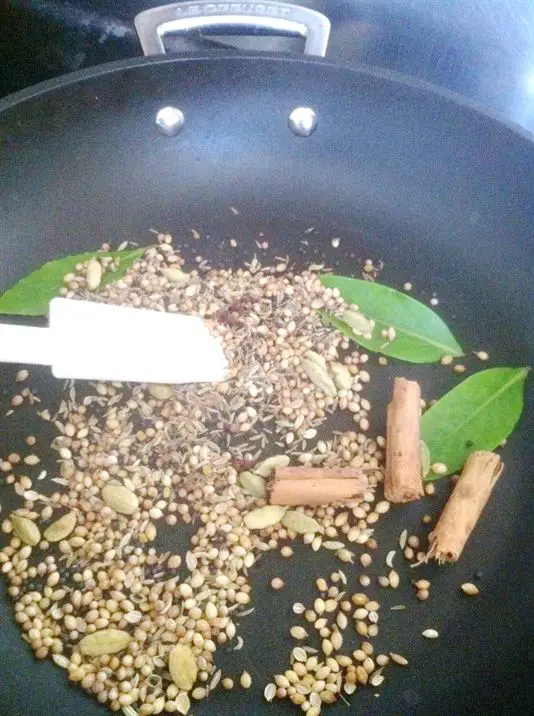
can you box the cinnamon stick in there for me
[269,467,368,506]
[426,451,503,563]
[275,467,366,481]
[385,377,423,503]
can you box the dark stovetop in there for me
[3,1,534,131]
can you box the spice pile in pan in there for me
[0,236,392,715]
[0,234,526,715]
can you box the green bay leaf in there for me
[0,247,147,316]
[421,367,530,480]
[319,275,463,363]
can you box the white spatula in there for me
[0,298,228,384]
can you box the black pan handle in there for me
[134,1,331,57]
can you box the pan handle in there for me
[134,1,330,57]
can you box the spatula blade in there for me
[49,298,227,384]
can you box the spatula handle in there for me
[0,323,53,366]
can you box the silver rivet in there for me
[288,107,317,137]
[155,106,185,136]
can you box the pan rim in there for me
[2,50,534,148]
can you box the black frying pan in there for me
[0,3,533,715]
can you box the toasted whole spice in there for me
[238,470,266,498]
[431,462,448,475]
[385,378,423,503]
[169,644,198,691]
[281,510,321,534]
[101,484,139,515]
[370,670,385,687]
[148,383,174,400]
[329,362,353,391]
[388,570,400,588]
[11,514,41,546]
[301,358,337,397]
[337,548,354,563]
[461,582,480,596]
[427,451,503,563]
[253,455,290,477]
[78,629,132,656]
[271,467,368,506]
[292,647,307,662]
[341,309,374,336]
[323,540,345,551]
[240,670,252,688]
[420,440,431,479]
[43,511,77,542]
[290,626,308,640]
[176,693,191,715]
[303,350,328,370]
[274,674,291,689]
[164,267,189,286]
[86,258,102,291]
[264,684,276,702]
[422,629,439,639]
[331,630,343,650]
[244,505,287,530]
[356,665,369,684]
[413,579,431,590]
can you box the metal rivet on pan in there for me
[155,107,185,136]
[288,107,317,137]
